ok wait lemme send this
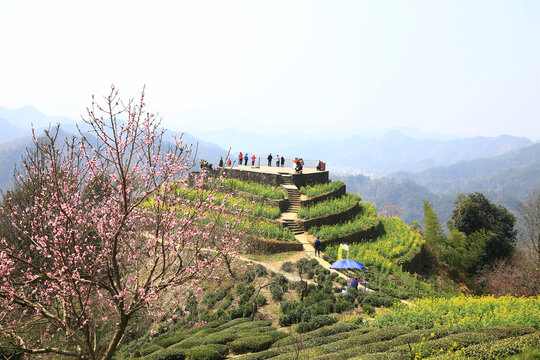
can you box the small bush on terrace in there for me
[223,179,286,200]
[298,193,360,220]
[229,332,287,354]
[308,203,379,241]
[299,180,345,198]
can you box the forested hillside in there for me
[338,142,540,225]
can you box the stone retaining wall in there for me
[291,171,329,188]
[243,236,303,254]
[319,221,383,248]
[299,202,360,231]
[191,168,329,188]
[300,184,347,208]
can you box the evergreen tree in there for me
[422,200,446,254]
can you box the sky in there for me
[0,0,539,139]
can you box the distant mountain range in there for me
[193,128,534,176]
[339,142,540,224]
[0,106,227,192]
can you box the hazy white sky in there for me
[0,0,538,138]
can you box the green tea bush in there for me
[298,194,360,220]
[256,294,267,306]
[201,332,237,345]
[299,180,345,198]
[229,332,287,354]
[309,203,379,241]
[361,303,375,316]
[185,344,226,360]
[269,284,284,302]
[280,261,294,273]
[357,292,398,308]
[218,294,233,311]
[298,326,410,359]
[295,315,338,333]
[140,344,163,357]
[203,289,228,309]
[254,264,267,277]
[144,348,186,360]
[447,332,540,360]
[223,179,286,200]
[334,297,356,313]
[390,325,536,358]
[154,333,190,348]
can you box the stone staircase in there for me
[280,175,304,235]
[282,218,304,235]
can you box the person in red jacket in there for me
[251,154,256,166]
[238,152,243,166]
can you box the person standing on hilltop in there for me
[267,154,272,166]
[314,236,321,257]
[251,154,256,166]
[227,158,232,167]
[238,152,243,166]
[219,157,224,167]
[276,154,280,167]
[244,153,248,165]
[281,155,285,167]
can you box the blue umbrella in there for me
[329,259,366,270]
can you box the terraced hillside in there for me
[114,174,539,360]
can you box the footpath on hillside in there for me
[277,177,372,292]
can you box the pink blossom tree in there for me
[0,86,243,359]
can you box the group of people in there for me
[266,154,285,167]
[236,152,257,166]
[199,159,213,170]
[218,157,232,167]
[218,153,326,172]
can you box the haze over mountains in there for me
[1,105,539,226]
[193,127,533,176]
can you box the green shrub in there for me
[390,325,536,358]
[218,294,233,310]
[202,289,228,309]
[429,331,540,360]
[357,292,397,308]
[256,294,267,306]
[172,337,205,350]
[361,303,375,316]
[222,179,286,200]
[295,315,338,333]
[309,203,379,242]
[154,333,190,348]
[229,332,286,354]
[185,345,225,360]
[269,284,283,302]
[238,293,251,306]
[335,297,355,313]
[141,344,163,357]
[298,193,360,220]
[254,264,267,277]
[299,180,345,198]
[144,348,186,360]
[281,261,294,273]
[201,332,237,345]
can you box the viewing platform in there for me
[206,165,329,188]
